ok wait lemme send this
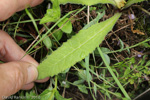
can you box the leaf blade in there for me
[42,35,52,49]
[37,13,121,79]
[58,0,116,6]
[57,18,72,34]
[40,0,61,24]
[124,0,146,8]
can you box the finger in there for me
[0,30,38,65]
[17,0,44,11]
[0,61,38,97]
[35,77,50,83]
[21,83,34,90]
[0,0,43,21]
[0,30,49,82]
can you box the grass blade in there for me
[97,47,131,99]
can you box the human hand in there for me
[0,0,49,98]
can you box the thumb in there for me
[0,61,38,97]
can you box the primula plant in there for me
[9,0,149,99]
[26,0,147,100]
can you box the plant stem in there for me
[91,81,122,98]
[97,47,131,100]
[85,55,96,100]
[25,8,41,36]
[49,76,58,100]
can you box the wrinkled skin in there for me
[0,0,49,98]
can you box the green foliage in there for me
[57,0,146,9]
[103,53,110,65]
[124,0,147,8]
[94,47,111,65]
[58,18,72,34]
[57,73,70,88]
[93,84,97,96]
[7,0,150,99]
[58,0,116,6]
[53,29,63,41]
[37,13,121,79]
[39,0,146,24]
[94,47,111,55]
[141,43,150,48]
[39,89,54,100]
[97,47,131,99]
[78,70,92,81]
[77,85,88,94]
[119,39,124,50]
[38,85,71,100]
[42,35,52,49]
[25,90,39,100]
[113,55,150,85]
[40,0,61,24]
[101,47,111,54]
[55,91,72,100]
[73,80,85,85]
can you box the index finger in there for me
[0,0,43,21]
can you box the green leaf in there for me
[61,81,70,88]
[141,43,150,48]
[101,47,111,54]
[126,45,130,54]
[124,0,146,8]
[55,91,72,100]
[39,89,54,100]
[145,60,150,66]
[73,80,85,85]
[77,85,88,94]
[78,70,92,81]
[58,0,116,6]
[93,84,97,96]
[94,47,111,56]
[103,53,110,65]
[42,35,52,49]
[94,47,110,65]
[114,92,122,98]
[40,0,61,24]
[123,67,130,77]
[37,13,121,79]
[58,18,72,34]
[122,98,130,100]
[90,7,97,11]
[129,78,134,84]
[25,90,38,100]
[53,29,63,41]
[119,39,124,50]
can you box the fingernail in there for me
[27,65,38,84]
